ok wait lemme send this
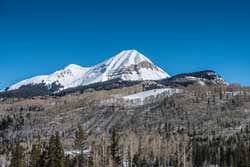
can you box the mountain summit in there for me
[5,50,170,93]
[70,50,170,87]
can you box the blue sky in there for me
[0,0,250,89]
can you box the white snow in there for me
[6,50,170,92]
[64,149,90,156]
[123,88,181,101]
[71,50,170,86]
[7,64,89,91]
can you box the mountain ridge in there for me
[2,50,229,98]
[6,64,90,92]
[4,50,170,93]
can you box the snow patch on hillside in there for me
[123,88,181,105]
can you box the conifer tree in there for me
[38,144,49,167]
[10,142,25,167]
[74,124,87,167]
[75,124,87,152]
[154,157,160,167]
[55,132,65,166]
[30,143,41,167]
[47,132,65,167]
[132,153,140,167]
[110,128,121,167]
[64,155,71,167]
[127,145,132,167]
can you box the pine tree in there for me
[154,157,160,167]
[47,132,65,167]
[75,124,87,152]
[64,155,71,167]
[48,135,56,167]
[132,153,140,167]
[55,132,65,166]
[30,143,41,167]
[74,124,87,167]
[38,144,49,167]
[10,142,25,167]
[140,157,148,167]
[110,128,121,167]
[127,145,132,167]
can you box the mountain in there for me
[6,64,89,92]
[159,70,228,87]
[69,50,170,87]
[2,50,229,98]
[4,50,169,94]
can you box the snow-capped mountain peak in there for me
[105,50,153,67]
[7,64,89,91]
[64,64,85,71]
[72,50,170,86]
[51,64,89,81]
[5,50,170,93]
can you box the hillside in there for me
[1,84,250,166]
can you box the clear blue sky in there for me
[0,0,250,89]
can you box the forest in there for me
[0,84,250,167]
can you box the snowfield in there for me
[123,88,182,105]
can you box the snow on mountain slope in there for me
[123,88,180,100]
[7,64,89,91]
[123,88,181,105]
[71,50,170,87]
[5,50,169,93]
